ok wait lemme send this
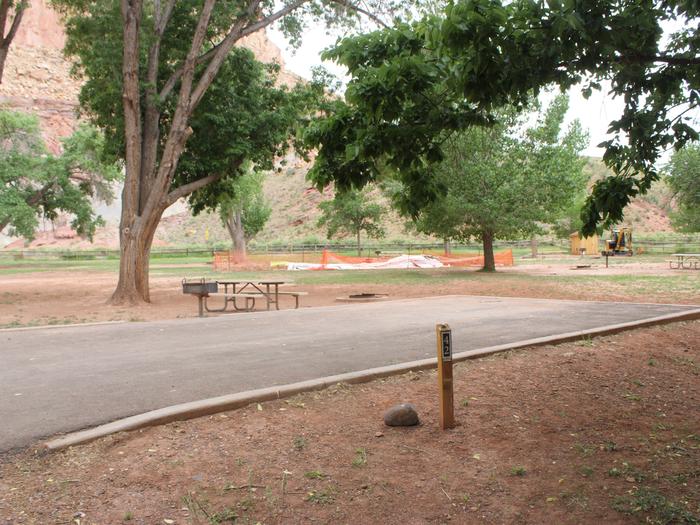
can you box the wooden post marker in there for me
[436,323,455,429]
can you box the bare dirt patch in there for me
[1,322,698,524]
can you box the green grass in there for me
[1,252,696,302]
[0,255,212,276]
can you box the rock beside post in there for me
[383,403,420,427]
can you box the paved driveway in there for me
[1,296,697,451]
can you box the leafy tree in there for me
[177,52,324,263]
[213,170,271,260]
[667,144,700,232]
[0,108,120,240]
[307,0,700,237]
[317,187,386,255]
[0,0,26,83]
[397,95,587,271]
[53,0,415,305]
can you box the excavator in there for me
[601,227,633,256]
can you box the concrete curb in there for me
[43,308,700,451]
[0,320,126,333]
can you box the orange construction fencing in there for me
[316,248,514,269]
[212,251,246,271]
[437,249,514,267]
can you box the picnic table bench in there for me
[668,253,700,270]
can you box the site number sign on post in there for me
[436,323,455,429]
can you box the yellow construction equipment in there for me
[601,227,633,256]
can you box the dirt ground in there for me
[0,260,697,328]
[0,322,698,524]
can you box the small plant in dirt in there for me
[576,336,595,347]
[209,507,238,523]
[602,441,618,452]
[460,399,470,407]
[183,493,237,524]
[306,486,336,504]
[304,470,327,479]
[560,488,589,509]
[352,447,368,468]
[580,466,594,478]
[608,467,622,478]
[616,462,646,483]
[612,487,699,524]
[123,511,133,521]
[236,497,255,512]
[510,466,527,477]
[669,473,690,485]
[574,443,596,457]
[293,436,307,451]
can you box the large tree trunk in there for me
[481,230,496,272]
[111,203,164,304]
[443,239,452,256]
[530,236,538,258]
[224,208,246,261]
[356,229,361,256]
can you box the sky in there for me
[267,25,626,159]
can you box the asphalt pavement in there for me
[1,295,697,451]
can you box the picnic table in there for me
[182,278,308,316]
[214,280,286,311]
[205,280,308,314]
[669,253,700,270]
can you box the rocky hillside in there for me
[0,0,79,153]
[584,158,674,233]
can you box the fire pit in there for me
[335,292,389,303]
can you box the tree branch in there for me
[623,53,700,67]
[0,0,10,41]
[237,0,306,40]
[139,0,176,209]
[120,0,144,222]
[165,173,224,206]
[155,0,176,36]
[159,0,306,102]
[327,0,389,29]
[1,0,25,47]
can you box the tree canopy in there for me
[306,0,700,235]
[667,143,700,232]
[213,169,271,260]
[0,109,120,240]
[395,95,587,270]
[318,187,386,255]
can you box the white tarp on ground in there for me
[287,254,445,271]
